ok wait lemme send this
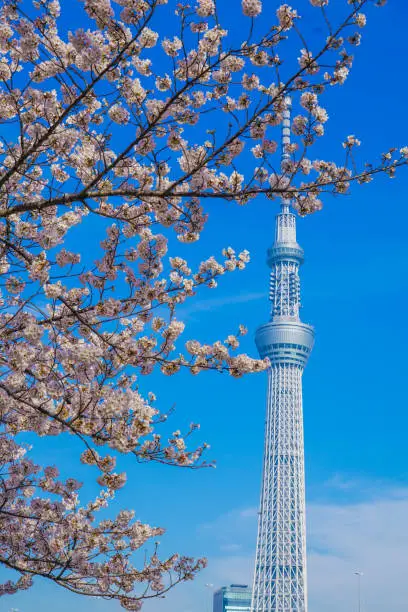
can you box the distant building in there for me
[213,584,252,612]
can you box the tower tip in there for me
[281,95,292,212]
[281,95,292,169]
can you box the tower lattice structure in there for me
[251,99,314,612]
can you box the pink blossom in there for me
[242,0,262,17]
[196,0,215,17]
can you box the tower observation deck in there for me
[251,99,314,612]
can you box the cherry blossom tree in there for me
[0,0,405,608]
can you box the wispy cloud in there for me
[178,291,266,321]
[220,543,243,553]
[145,483,408,612]
[308,490,408,611]
[323,473,362,491]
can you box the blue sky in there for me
[5,1,408,611]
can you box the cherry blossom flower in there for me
[242,0,262,17]
[277,4,298,30]
[196,0,216,17]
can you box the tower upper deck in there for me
[267,203,305,267]
[255,96,314,364]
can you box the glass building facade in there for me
[213,584,252,612]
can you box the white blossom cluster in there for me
[242,0,262,17]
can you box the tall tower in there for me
[251,99,314,612]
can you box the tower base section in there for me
[251,364,308,612]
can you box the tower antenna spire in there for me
[281,95,292,170]
[281,95,292,212]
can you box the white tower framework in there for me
[251,98,314,612]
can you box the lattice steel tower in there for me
[251,98,314,612]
